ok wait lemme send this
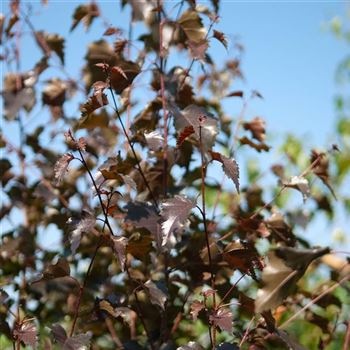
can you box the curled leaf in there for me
[68,211,96,254]
[284,175,310,202]
[213,30,228,49]
[243,117,266,142]
[53,153,74,185]
[209,151,239,192]
[81,93,108,118]
[111,236,128,271]
[70,3,100,32]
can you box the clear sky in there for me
[1,1,349,249]
[2,0,348,144]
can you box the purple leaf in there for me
[125,202,162,248]
[209,308,233,333]
[51,324,92,350]
[190,300,205,321]
[221,156,240,193]
[14,321,37,348]
[144,280,167,310]
[160,195,196,246]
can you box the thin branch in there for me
[279,273,350,329]
[199,124,216,349]
[217,273,246,308]
[108,85,159,212]
[249,152,324,220]
[239,316,255,347]
[126,268,156,350]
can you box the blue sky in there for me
[1,1,349,249]
[3,0,347,144]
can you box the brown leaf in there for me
[213,29,228,49]
[76,110,110,130]
[255,246,330,313]
[209,151,239,192]
[42,258,70,280]
[177,125,195,147]
[243,117,266,142]
[51,324,91,350]
[239,136,270,152]
[190,300,205,321]
[223,241,262,277]
[14,321,37,348]
[70,3,100,32]
[114,40,128,57]
[53,153,74,185]
[81,93,108,118]
[42,78,67,107]
[187,39,209,60]
[226,91,244,98]
[178,10,206,43]
[69,211,96,254]
[45,33,65,64]
[111,236,128,271]
[310,150,336,199]
[144,280,167,310]
[161,195,196,246]
[283,175,310,202]
[209,308,233,333]
[103,26,121,36]
[110,61,140,94]
[5,14,18,37]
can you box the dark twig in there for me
[199,124,216,349]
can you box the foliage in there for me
[1,1,349,350]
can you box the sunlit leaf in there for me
[53,153,74,185]
[144,130,164,151]
[178,10,206,43]
[68,211,96,254]
[284,175,310,202]
[160,195,196,246]
[13,321,37,348]
[209,151,239,192]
